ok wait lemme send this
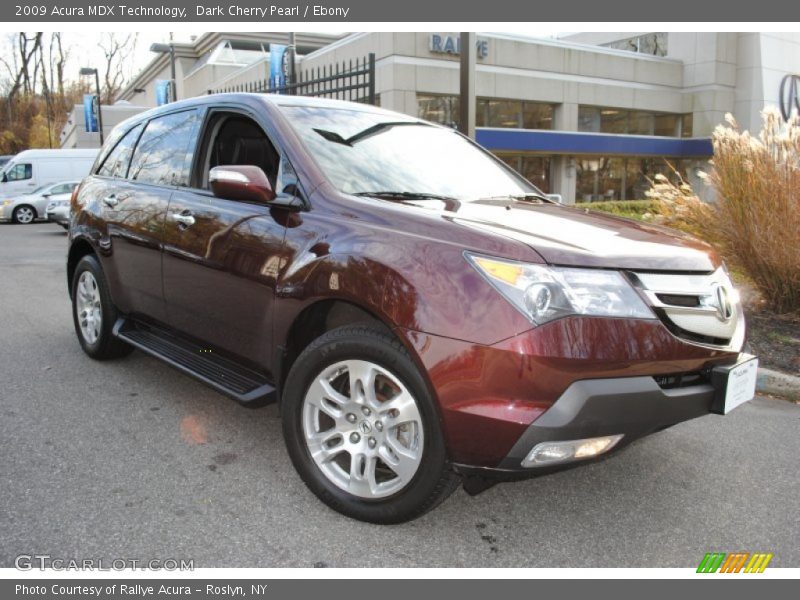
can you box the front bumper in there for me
[47,208,69,227]
[495,374,715,472]
[400,315,744,470]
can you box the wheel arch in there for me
[279,299,392,395]
[67,237,96,298]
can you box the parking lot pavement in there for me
[1,222,798,569]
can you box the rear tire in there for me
[71,254,133,360]
[282,324,459,523]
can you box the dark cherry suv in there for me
[67,94,757,523]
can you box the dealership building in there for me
[62,31,800,204]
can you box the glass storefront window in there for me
[654,113,679,137]
[681,113,694,137]
[523,102,554,130]
[578,106,601,133]
[487,100,523,128]
[521,156,551,193]
[577,155,688,202]
[629,111,655,135]
[494,153,551,193]
[579,106,691,138]
[600,109,628,134]
[417,94,460,128]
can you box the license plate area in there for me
[710,354,758,415]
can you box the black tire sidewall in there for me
[282,326,452,523]
[70,254,123,359]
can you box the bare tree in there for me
[99,33,138,103]
[4,33,43,99]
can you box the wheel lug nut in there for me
[368,437,376,449]
[361,406,371,416]
[375,421,383,432]
[350,432,361,443]
[346,413,357,423]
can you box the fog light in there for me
[521,434,624,467]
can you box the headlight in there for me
[466,253,655,325]
[2,200,11,206]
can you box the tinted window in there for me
[6,163,32,181]
[129,110,199,187]
[97,124,143,178]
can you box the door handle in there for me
[102,194,119,207]
[169,211,196,227]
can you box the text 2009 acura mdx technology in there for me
[67,94,758,523]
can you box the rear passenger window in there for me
[128,110,200,187]
[97,124,143,179]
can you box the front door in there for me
[161,110,289,370]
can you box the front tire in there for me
[12,205,36,224]
[282,325,459,523]
[70,254,133,360]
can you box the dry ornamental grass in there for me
[647,109,800,313]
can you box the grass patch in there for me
[574,199,660,221]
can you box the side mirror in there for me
[545,193,563,204]
[209,165,276,204]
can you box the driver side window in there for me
[199,113,280,194]
[6,163,32,181]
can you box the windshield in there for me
[280,105,540,201]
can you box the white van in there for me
[0,149,98,198]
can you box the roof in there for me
[10,149,99,160]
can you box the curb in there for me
[757,368,800,401]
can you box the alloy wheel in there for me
[76,271,103,344]
[302,359,424,499]
[15,206,35,224]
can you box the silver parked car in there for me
[0,180,79,224]
[46,195,72,229]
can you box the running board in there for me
[113,318,275,404]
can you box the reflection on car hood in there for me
[438,200,718,272]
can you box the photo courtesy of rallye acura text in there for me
[66,93,757,523]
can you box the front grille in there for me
[628,268,743,349]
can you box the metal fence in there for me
[210,53,376,105]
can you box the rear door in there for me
[92,109,201,323]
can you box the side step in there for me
[113,318,275,404]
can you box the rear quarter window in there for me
[97,123,144,179]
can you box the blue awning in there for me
[476,128,713,157]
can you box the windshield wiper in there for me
[313,121,425,147]
[352,191,454,201]
[482,193,554,204]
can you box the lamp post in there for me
[150,42,177,102]
[287,33,297,93]
[79,67,104,145]
[458,32,476,139]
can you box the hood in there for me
[439,200,718,272]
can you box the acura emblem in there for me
[712,283,734,322]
